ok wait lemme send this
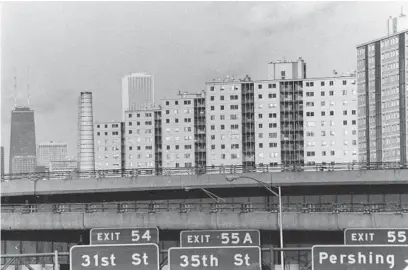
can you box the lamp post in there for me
[225,175,284,270]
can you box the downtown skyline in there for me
[1,2,406,171]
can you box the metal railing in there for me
[2,202,408,214]
[1,162,407,182]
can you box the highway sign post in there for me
[345,228,408,245]
[169,246,261,270]
[312,245,408,270]
[90,227,159,245]
[70,244,159,270]
[180,230,260,247]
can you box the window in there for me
[210,86,214,91]
[97,125,100,128]
[231,154,238,159]
[128,113,132,118]
[306,112,314,116]
[220,115,225,120]
[221,154,226,159]
[166,145,170,150]
[97,132,100,136]
[166,119,170,124]
[331,150,335,156]
[330,111,334,116]
[258,84,262,89]
[306,92,314,97]
[220,105,224,110]
[321,101,326,106]
[269,93,277,98]
[129,130,132,134]
[269,113,277,118]
[221,125,225,130]
[230,95,239,100]
[166,110,170,115]
[322,151,326,156]
[329,81,334,86]
[352,110,356,115]
[230,105,239,110]
[221,144,225,149]
[211,106,215,111]
[184,145,192,149]
[321,91,325,96]
[269,142,278,148]
[211,125,215,130]
[112,131,119,135]
[230,115,237,120]
[321,131,326,136]
[211,115,215,120]
[281,71,286,78]
[175,145,180,150]
[321,111,325,116]
[307,151,315,156]
[352,120,356,125]
[105,124,108,128]
[258,124,263,128]
[321,81,325,86]
[342,90,347,96]
[343,120,347,125]
[258,133,263,138]
[220,96,224,100]
[231,124,239,130]
[166,101,169,105]
[258,114,263,119]
[175,101,179,105]
[258,94,262,99]
[352,140,357,145]
[329,91,334,96]
[231,144,239,149]
[269,133,278,138]
[343,110,347,115]
[342,80,347,85]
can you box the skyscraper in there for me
[77,92,95,171]
[357,27,408,164]
[122,73,154,120]
[9,106,37,174]
[37,141,68,168]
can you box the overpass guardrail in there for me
[1,162,407,182]
[2,202,408,214]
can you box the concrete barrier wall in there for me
[2,170,408,197]
[3,211,408,231]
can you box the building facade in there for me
[124,107,161,171]
[49,160,77,172]
[94,122,124,171]
[205,61,358,168]
[9,106,37,174]
[122,73,154,120]
[37,141,68,168]
[161,92,205,169]
[357,29,408,164]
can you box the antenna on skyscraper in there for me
[13,73,17,109]
[27,66,31,107]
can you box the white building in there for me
[303,75,358,165]
[37,141,68,168]
[124,108,161,171]
[161,95,196,168]
[122,73,154,120]
[205,78,244,167]
[94,121,124,170]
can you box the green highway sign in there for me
[169,246,261,270]
[312,245,408,270]
[345,228,408,245]
[90,227,159,245]
[70,244,159,270]
[180,230,260,247]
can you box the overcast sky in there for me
[1,1,406,171]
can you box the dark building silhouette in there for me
[9,106,37,174]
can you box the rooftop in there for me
[356,29,408,48]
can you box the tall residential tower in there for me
[77,92,95,171]
[357,27,408,164]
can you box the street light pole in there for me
[225,175,285,270]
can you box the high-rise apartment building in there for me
[205,61,358,167]
[357,28,408,164]
[77,92,95,171]
[37,141,68,168]
[122,73,154,120]
[94,122,124,170]
[124,107,162,172]
[9,106,37,174]
[162,92,206,169]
